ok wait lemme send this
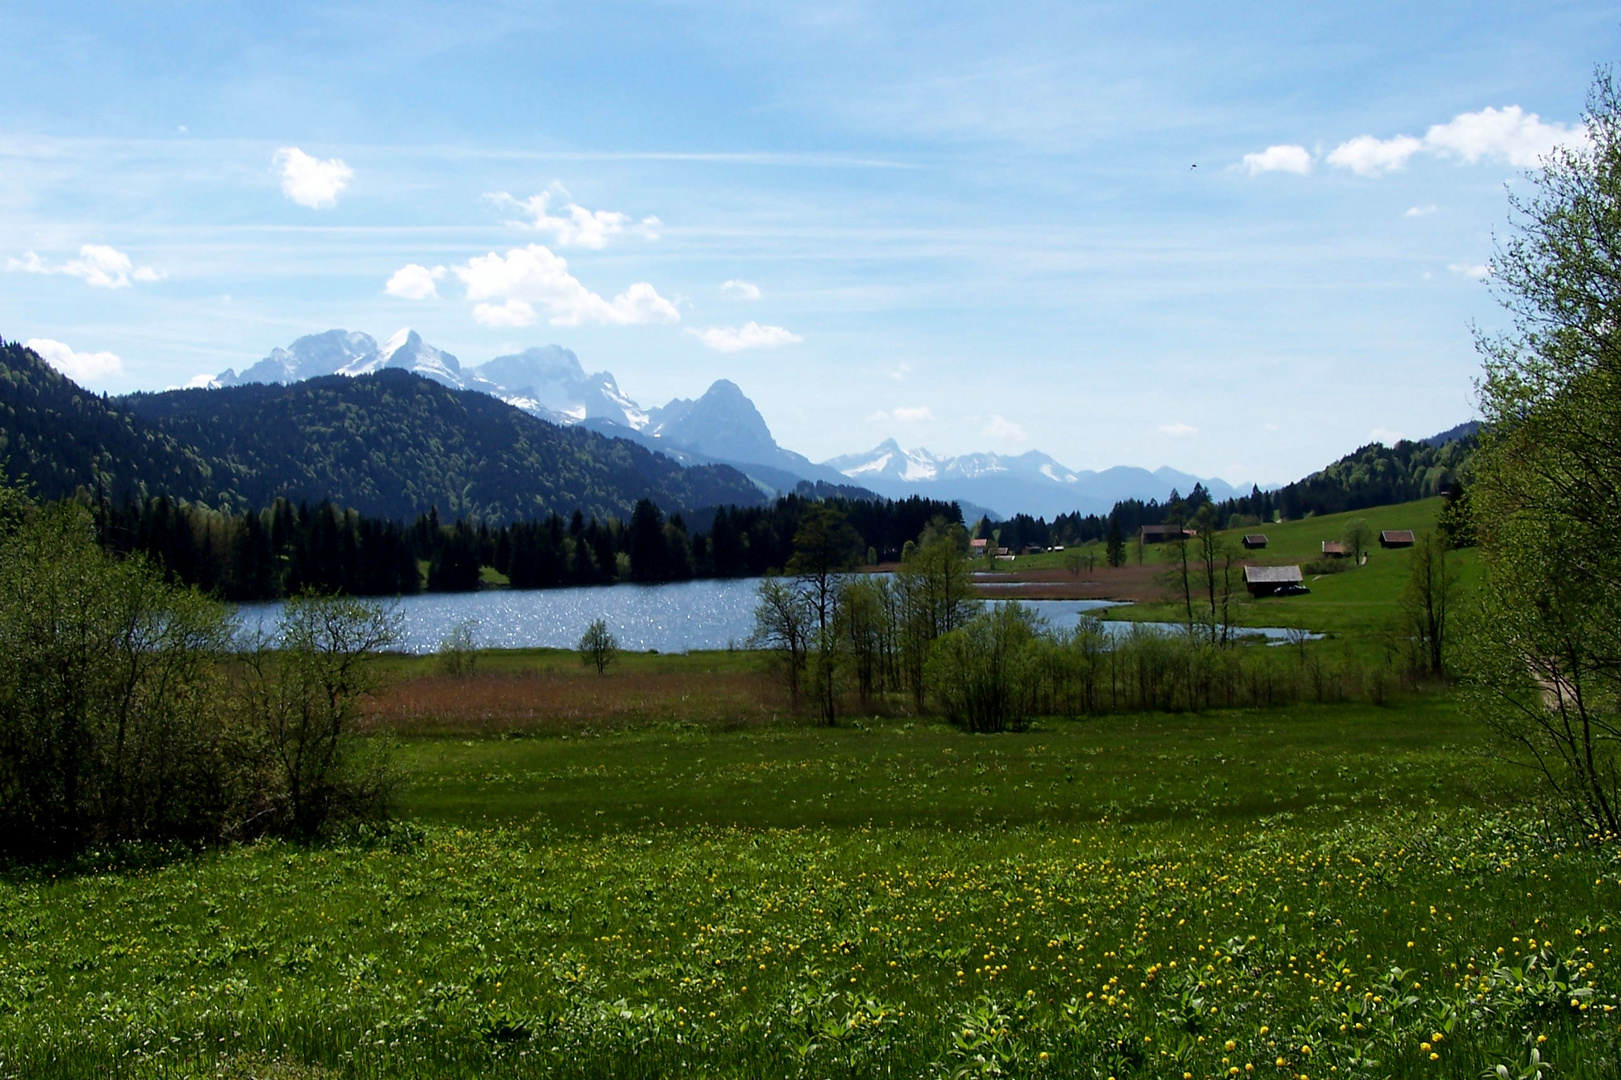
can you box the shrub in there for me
[0,494,238,859]
[925,603,1043,732]
[578,618,619,676]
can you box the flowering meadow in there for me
[4,701,1618,1078]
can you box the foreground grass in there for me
[5,700,1620,1079]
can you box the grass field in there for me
[5,686,1620,1079]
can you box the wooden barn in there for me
[1244,565,1305,597]
[1242,534,1268,549]
[1141,524,1195,544]
[1380,530,1416,548]
[1321,541,1348,558]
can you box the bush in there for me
[578,618,619,675]
[925,603,1043,732]
[0,494,238,859]
[436,619,481,678]
[235,594,401,840]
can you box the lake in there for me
[236,582,1314,654]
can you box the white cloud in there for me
[1448,261,1491,280]
[1424,106,1583,166]
[888,361,912,381]
[982,415,1026,443]
[1405,204,1437,217]
[25,338,122,382]
[455,243,679,327]
[471,299,539,327]
[1157,422,1199,438]
[274,147,353,209]
[721,279,762,301]
[490,186,659,249]
[867,405,935,423]
[7,244,163,289]
[689,322,804,352]
[385,263,446,300]
[1327,134,1423,176]
[1368,427,1405,445]
[182,373,219,389]
[1327,106,1587,179]
[1242,144,1312,176]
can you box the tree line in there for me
[87,490,964,601]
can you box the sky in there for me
[1,1,1615,485]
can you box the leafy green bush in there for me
[925,602,1044,732]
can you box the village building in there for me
[1141,524,1195,544]
[1380,530,1416,548]
[1242,534,1268,549]
[1321,540,1348,557]
[1243,564,1305,597]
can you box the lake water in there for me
[234,583,1314,655]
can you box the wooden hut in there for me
[1141,524,1195,544]
[1380,530,1416,548]
[1321,541,1348,558]
[1242,534,1268,549]
[1244,565,1305,597]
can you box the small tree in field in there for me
[436,619,480,678]
[578,618,619,675]
[238,594,400,840]
[1341,518,1373,565]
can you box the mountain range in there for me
[1,340,763,522]
[212,329,1248,519]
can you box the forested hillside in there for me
[0,341,765,522]
[0,340,220,505]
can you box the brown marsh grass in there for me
[364,667,792,737]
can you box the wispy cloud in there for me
[1405,204,1437,217]
[721,279,762,301]
[454,243,679,327]
[1241,144,1312,175]
[7,244,163,289]
[1368,427,1405,445]
[982,415,1026,443]
[490,185,659,248]
[385,263,446,300]
[1157,422,1198,437]
[689,321,803,352]
[1326,106,1586,177]
[867,405,935,423]
[25,337,122,382]
[1448,261,1491,280]
[274,147,353,208]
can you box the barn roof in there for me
[1244,534,1268,544]
[1244,565,1304,584]
[1381,530,1416,543]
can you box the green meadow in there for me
[5,688,1620,1079]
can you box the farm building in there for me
[969,538,989,554]
[1141,524,1195,544]
[1380,530,1416,548]
[1242,534,1268,549]
[1321,541,1348,557]
[1244,565,1305,597]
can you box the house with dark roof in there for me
[1243,565,1304,597]
[1142,524,1195,544]
[1380,530,1416,548]
[1242,534,1268,549]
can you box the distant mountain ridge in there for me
[825,439,1246,519]
[0,340,763,522]
[211,328,1252,519]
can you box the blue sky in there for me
[1,2,1615,485]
